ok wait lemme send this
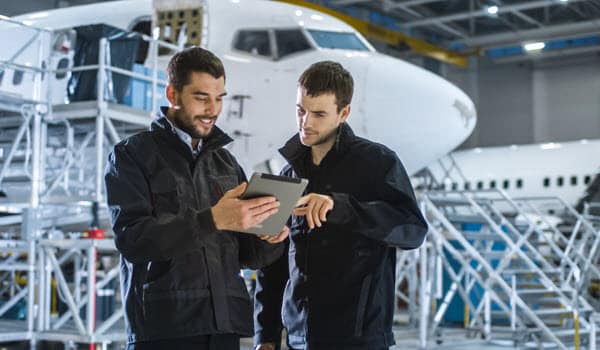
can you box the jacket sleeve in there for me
[326,153,428,249]
[238,234,285,270]
[105,143,217,263]
[253,242,288,347]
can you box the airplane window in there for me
[13,70,24,85]
[543,177,550,187]
[557,176,564,187]
[275,29,311,59]
[451,182,458,190]
[307,30,369,51]
[502,179,509,189]
[464,182,470,190]
[0,70,4,86]
[516,179,523,189]
[234,30,272,57]
[440,183,446,190]
[476,181,483,190]
[585,175,592,185]
[56,58,70,80]
[571,176,577,186]
[490,180,496,189]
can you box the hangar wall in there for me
[446,54,600,149]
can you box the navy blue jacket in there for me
[254,123,428,350]
[105,116,283,344]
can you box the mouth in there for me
[198,117,216,128]
[301,129,316,136]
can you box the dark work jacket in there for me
[254,123,428,350]
[105,115,284,344]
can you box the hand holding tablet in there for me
[211,173,308,236]
[239,173,308,235]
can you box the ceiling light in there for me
[524,42,545,51]
[540,142,561,150]
[295,10,303,16]
[487,5,499,15]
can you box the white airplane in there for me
[1,0,476,176]
[427,139,600,212]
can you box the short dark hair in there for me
[167,47,225,91]
[298,61,353,112]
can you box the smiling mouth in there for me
[198,117,215,127]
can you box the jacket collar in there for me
[152,106,233,152]
[279,122,356,168]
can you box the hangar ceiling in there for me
[326,0,600,60]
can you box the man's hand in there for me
[211,182,280,232]
[258,225,289,244]
[293,193,334,229]
[254,343,276,350]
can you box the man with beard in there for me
[105,47,288,350]
[253,61,428,350]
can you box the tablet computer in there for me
[239,173,308,235]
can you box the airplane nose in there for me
[358,54,476,173]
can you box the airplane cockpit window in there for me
[234,30,272,57]
[275,29,312,59]
[307,30,369,51]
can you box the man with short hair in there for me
[105,47,287,350]
[254,61,428,350]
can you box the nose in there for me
[204,98,217,116]
[359,55,476,174]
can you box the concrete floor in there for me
[0,327,594,349]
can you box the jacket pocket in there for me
[142,251,209,292]
[354,274,372,336]
[142,288,212,335]
[150,169,180,214]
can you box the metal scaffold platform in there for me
[0,15,177,348]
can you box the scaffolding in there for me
[0,15,178,348]
[408,189,600,349]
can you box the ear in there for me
[166,84,178,107]
[339,105,351,123]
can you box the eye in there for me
[296,107,306,116]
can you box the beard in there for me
[172,108,216,139]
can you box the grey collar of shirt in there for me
[158,113,203,158]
